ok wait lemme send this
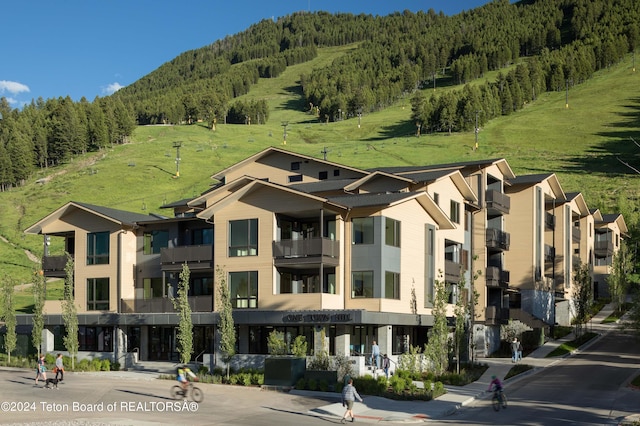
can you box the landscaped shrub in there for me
[90,358,102,371]
[77,359,90,371]
[198,365,209,375]
[296,377,306,390]
[318,379,329,392]
[251,372,264,385]
[101,359,111,371]
[111,362,120,371]
[390,375,405,394]
[307,378,318,391]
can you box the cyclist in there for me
[488,375,503,393]
[177,365,197,394]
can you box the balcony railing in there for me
[444,259,462,283]
[273,238,339,266]
[160,245,213,270]
[121,295,212,313]
[486,228,510,251]
[571,226,581,242]
[545,212,555,230]
[42,255,70,278]
[485,189,510,214]
[594,240,614,258]
[544,244,555,262]
[485,305,509,325]
[486,266,509,288]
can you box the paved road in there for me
[0,368,337,426]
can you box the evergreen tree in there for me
[424,277,449,376]
[1,275,17,363]
[31,267,46,356]
[216,266,235,380]
[62,254,79,369]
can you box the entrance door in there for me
[149,326,176,361]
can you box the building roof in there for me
[290,178,359,194]
[368,158,516,179]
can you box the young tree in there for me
[172,263,193,365]
[62,254,79,369]
[424,277,449,376]
[573,262,593,337]
[2,276,17,363]
[267,330,287,355]
[31,267,46,356]
[453,281,468,375]
[216,266,235,380]
[607,242,632,313]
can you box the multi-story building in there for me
[21,147,625,369]
[591,210,628,299]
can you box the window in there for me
[450,200,460,224]
[319,171,328,180]
[291,161,301,171]
[143,230,169,255]
[385,218,401,247]
[87,278,109,310]
[143,278,163,299]
[192,228,213,245]
[385,271,400,299]
[230,271,258,308]
[352,271,373,298]
[190,275,213,296]
[87,232,109,265]
[229,219,258,256]
[352,217,374,244]
[433,193,439,205]
[333,169,340,177]
[78,326,113,351]
[288,174,303,183]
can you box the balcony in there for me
[485,305,509,326]
[485,266,509,288]
[160,245,213,271]
[485,189,510,214]
[42,255,70,278]
[571,226,581,242]
[121,295,212,313]
[444,259,462,283]
[594,240,614,258]
[544,244,555,262]
[273,238,339,267]
[486,228,510,251]
[545,212,555,230]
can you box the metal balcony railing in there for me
[485,189,510,214]
[486,228,510,251]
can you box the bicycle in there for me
[489,389,507,411]
[171,381,203,403]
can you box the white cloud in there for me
[103,82,124,95]
[0,80,30,95]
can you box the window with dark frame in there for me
[87,232,109,265]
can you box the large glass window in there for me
[385,218,401,247]
[87,278,109,310]
[87,232,109,265]
[352,217,374,244]
[190,275,214,296]
[230,271,258,308]
[385,271,400,299]
[78,326,113,352]
[192,228,213,245]
[143,230,169,255]
[229,219,258,257]
[352,271,373,298]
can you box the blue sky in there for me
[1,1,491,108]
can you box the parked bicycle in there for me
[490,389,508,411]
[171,381,203,403]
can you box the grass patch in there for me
[602,302,631,324]
[504,364,534,380]
[552,326,573,339]
[545,332,598,358]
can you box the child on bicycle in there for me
[177,365,197,393]
[488,375,503,393]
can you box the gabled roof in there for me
[24,201,160,235]
[400,169,478,203]
[600,213,628,235]
[343,171,414,192]
[369,158,516,180]
[196,177,347,221]
[563,192,590,217]
[291,178,360,194]
[328,191,455,230]
[210,146,368,182]
[508,173,566,201]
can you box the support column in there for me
[334,325,351,356]
[377,325,392,356]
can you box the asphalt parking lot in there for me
[0,368,335,425]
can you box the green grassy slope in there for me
[1,47,638,287]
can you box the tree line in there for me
[0,0,638,190]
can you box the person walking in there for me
[35,354,47,386]
[516,339,523,362]
[511,337,519,363]
[382,354,390,379]
[341,378,363,423]
[371,341,380,369]
[54,353,65,382]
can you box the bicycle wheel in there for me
[492,395,501,411]
[171,385,184,400]
[500,392,508,408]
[190,386,204,403]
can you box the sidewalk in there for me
[295,302,621,423]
